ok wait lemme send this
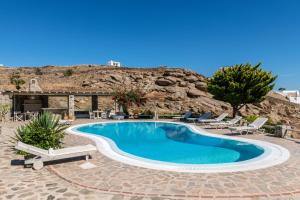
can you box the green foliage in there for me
[63,69,73,77]
[112,87,146,114]
[244,115,258,123]
[13,112,68,155]
[208,63,277,116]
[10,72,25,90]
[34,68,43,75]
[0,104,10,121]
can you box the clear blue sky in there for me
[0,0,299,89]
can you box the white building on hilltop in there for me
[278,90,300,104]
[107,60,121,67]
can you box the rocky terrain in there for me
[0,65,299,128]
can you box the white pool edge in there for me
[66,120,290,173]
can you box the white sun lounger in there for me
[229,117,268,135]
[15,141,97,170]
[58,119,73,125]
[186,112,212,123]
[198,113,229,123]
[206,116,242,129]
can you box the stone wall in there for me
[97,96,115,111]
[48,96,68,108]
[0,92,12,120]
[74,96,92,111]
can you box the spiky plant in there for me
[13,112,69,155]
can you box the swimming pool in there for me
[68,121,290,173]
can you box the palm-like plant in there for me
[13,112,69,155]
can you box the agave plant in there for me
[13,112,69,155]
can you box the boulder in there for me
[165,87,177,93]
[178,81,187,87]
[155,78,176,86]
[163,71,185,78]
[195,82,207,91]
[187,89,205,98]
[184,75,198,83]
[110,74,123,82]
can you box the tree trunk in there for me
[232,105,239,117]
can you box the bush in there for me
[244,115,258,123]
[13,112,69,155]
[35,68,43,75]
[63,69,73,77]
[112,86,146,114]
[0,104,10,121]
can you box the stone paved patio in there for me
[1,119,300,200]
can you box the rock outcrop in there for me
[0,65,299,128]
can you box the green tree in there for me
[13,112,68,155]
[207,63,277,117]
[10,72,25,90]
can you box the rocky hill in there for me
[0,65,299,128]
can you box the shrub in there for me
[34,68,43,75]
[63,69,73,77]
[0,104,10,121]
[13,112,69,155]
[10,72,25,90]
[244,115,258,123]
[112,86,146,114]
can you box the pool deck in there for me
[1,119,300,200]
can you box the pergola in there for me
[2,90,112,120]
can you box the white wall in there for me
[277,90,300,104]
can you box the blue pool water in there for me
[76,122,264,164]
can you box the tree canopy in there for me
[207,63,277,116]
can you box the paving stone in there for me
[1,119,300,200]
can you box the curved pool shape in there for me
[67,121,290,173]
